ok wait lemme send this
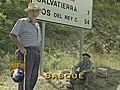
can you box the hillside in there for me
[0,0,120,90]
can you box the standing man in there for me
[9,3,42,90]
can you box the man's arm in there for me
[82,67,94,73]
[72,61,81,71]
[82,61,95,73]
[9,33,26,54]
[74,62,81,69]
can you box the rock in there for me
[116,85,120,90]
[96,68,108,78]
[59,81,72,90]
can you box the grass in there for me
[44,51,120,71]
[92,53,120,69]
[1,51,120,73]
[0,51,120,90]
[0,0,120,89]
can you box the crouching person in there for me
[71,53,96,90]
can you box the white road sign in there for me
[32,0,93,29]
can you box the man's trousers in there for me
[18,46,40,90]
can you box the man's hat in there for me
[24,3,41,12]
[82,53,91,58]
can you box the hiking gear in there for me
[11,68,24,82]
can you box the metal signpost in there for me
[31,0,93,75]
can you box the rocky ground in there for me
[37,68,120,90]
[0,68,120,90]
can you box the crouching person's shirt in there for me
[75,60,95,72]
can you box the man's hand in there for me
[19,47,27,55]
[82,68,93,73]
